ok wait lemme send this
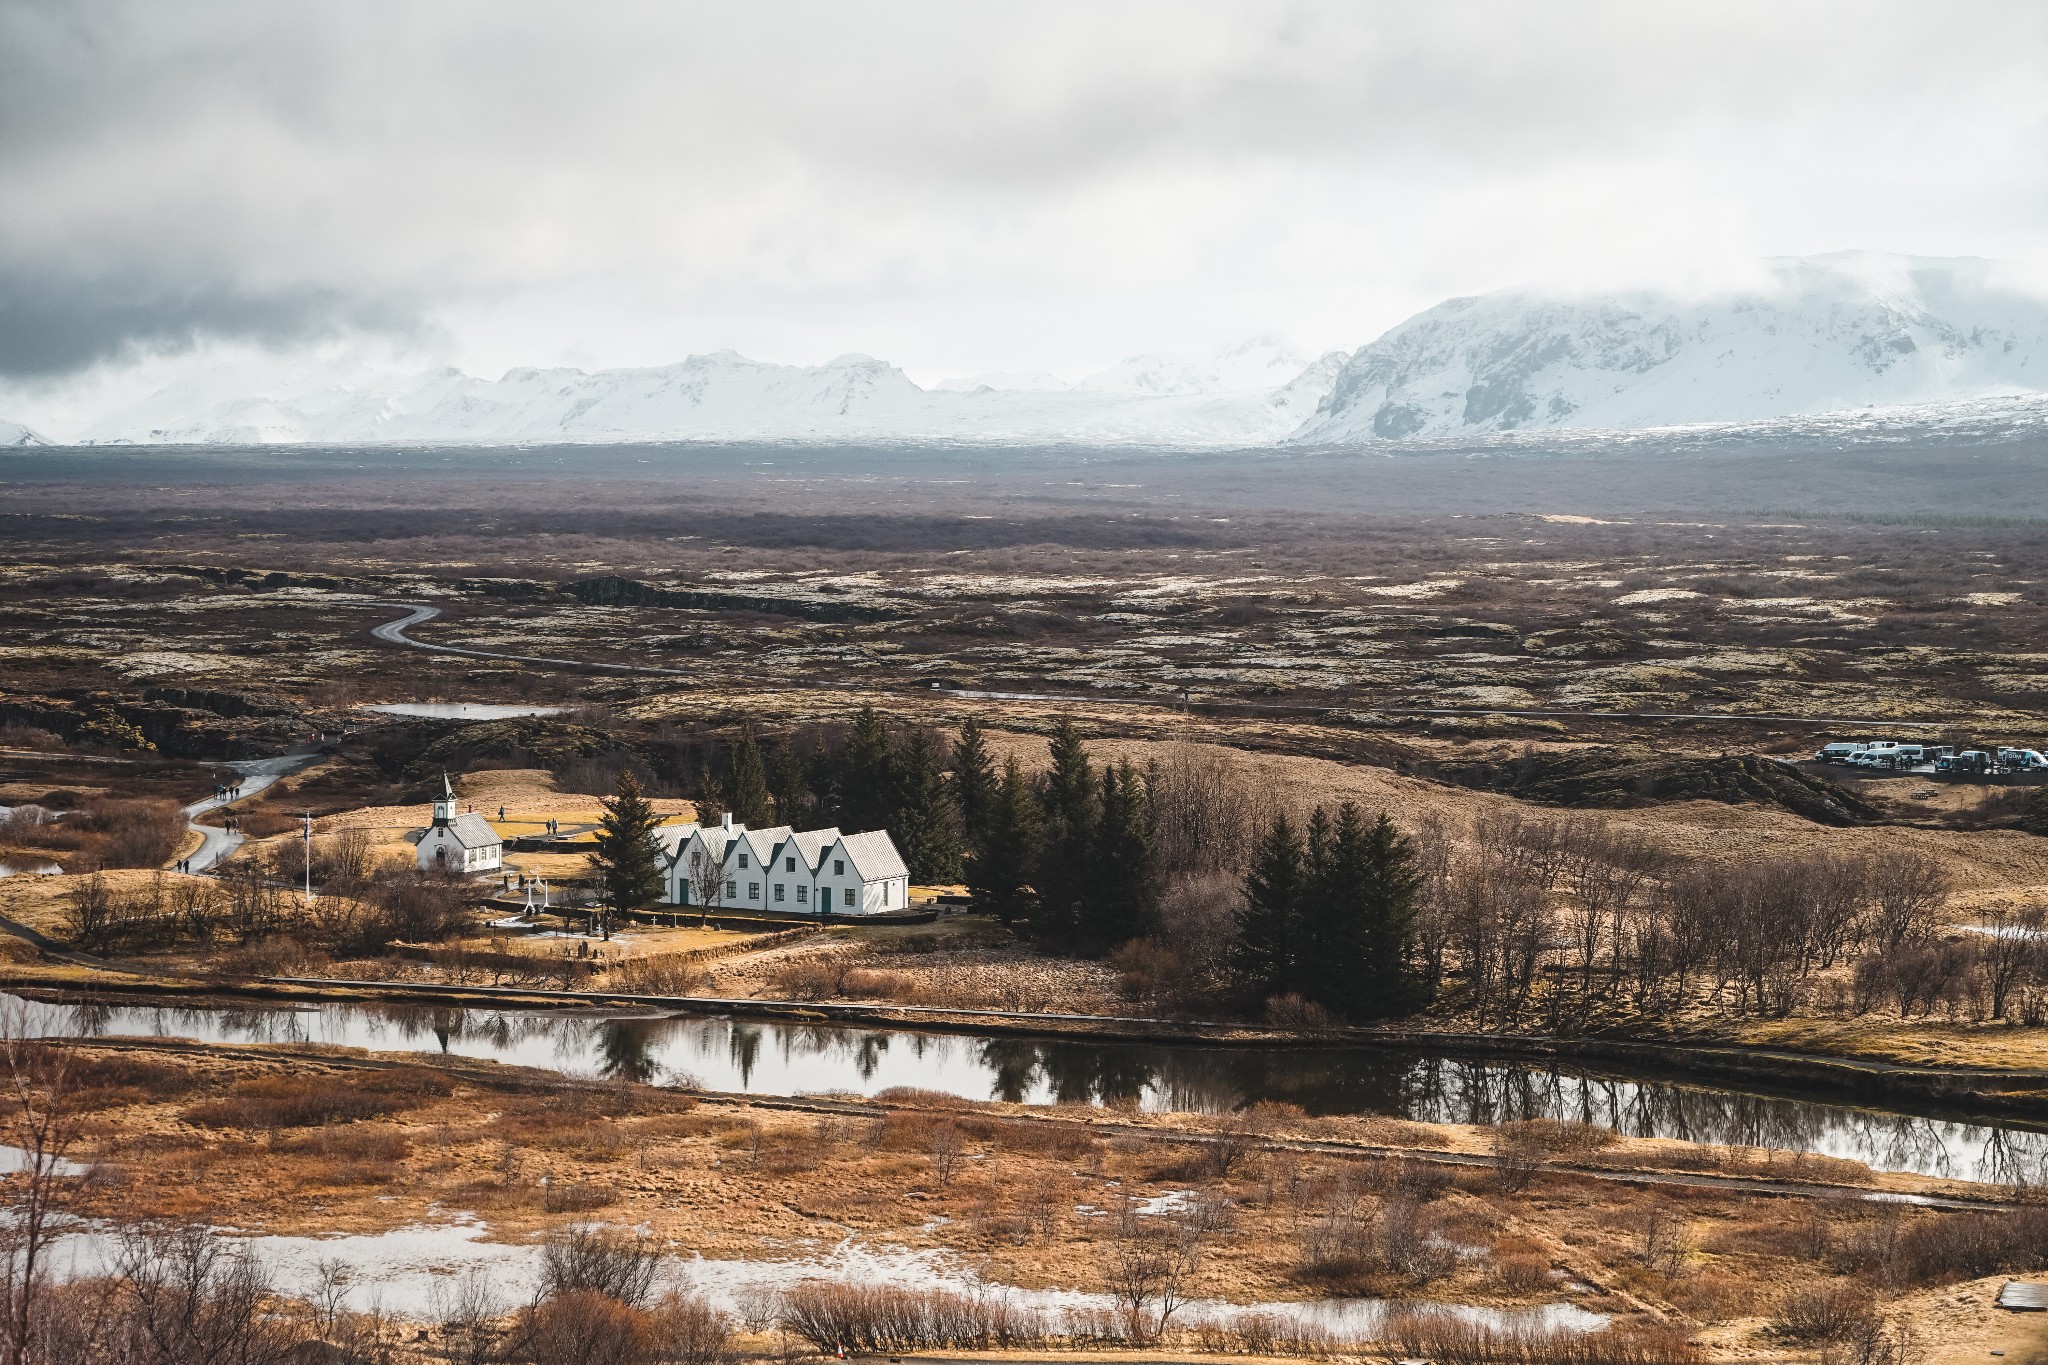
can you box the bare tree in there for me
[62,874,114,953]
[1102,1196,1206,1343]
[928,1123,965,1187]
[1872,852,1951,956]
[1979,904,2045,1021]
[687,849,726,922]
[0,1005,75,1365]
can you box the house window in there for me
[738,853,748,869]
[834,859,845,876]
[797,886,807,903]
[786,857,795,871]
[748,882,760,900]
[725,880,737,899]
[774,884,785,902]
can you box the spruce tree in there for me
[893,725,962,883]
[838,706,897,833]
[1031,717,1098,944]
[593,770,665,917]
[1088,760,1153,947]
[1355,812,1426,1015]
[1232,813,1304,999]
[950,717,996,847]
[967,756,1041,924]
[1292,803,1425,1021]
[767,743,812,827]
[722,727,775,829]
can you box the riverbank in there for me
[9,961,2048,1134]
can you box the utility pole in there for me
[302,811,313,906]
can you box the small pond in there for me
[361,703,565,720]
[0,860,61,878]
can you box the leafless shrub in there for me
[539,1226,663,1307]
[778,1282,1042,1353]
[1771,1281,1879,1343]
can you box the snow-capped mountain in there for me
[0,420,48,446]
[1294,253,2048,443]
[80,342,1346,447]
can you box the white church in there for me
[656,813,909,915]
[408,776,504,873]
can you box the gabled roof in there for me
[655,822,701,860]
[733,825,792,866]
[772,827,841,874]
[438,813,500,850]
[838,829,909,882]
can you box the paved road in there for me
[362,601,1950,730]
[369,601,690,676]
[179,752,322,872]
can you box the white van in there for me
[1815,742,1867,763]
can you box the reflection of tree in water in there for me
[24,991,2048,1183]
[728,1024,763,1088]
[597,1019,660,1084]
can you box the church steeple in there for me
[432,774,457,826]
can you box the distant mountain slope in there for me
[1293,253,2048,443]
[0,420,48,446]
[81,344,1348,447]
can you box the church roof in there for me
[436,813,500,849]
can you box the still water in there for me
[360,703,564,720]
[15,992,2045,1184]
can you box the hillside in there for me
[1294,253,2048,442]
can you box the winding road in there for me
[362,601,1948,730]
[179,751,322,872]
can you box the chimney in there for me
[722,811,734,831]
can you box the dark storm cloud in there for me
[0,273,417,377]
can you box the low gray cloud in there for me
[2,0,2044,385]
[0,272,417,377]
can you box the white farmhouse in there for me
[657,813,910,915]
[408,776,503,873]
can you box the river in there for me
[15,992,2046,1184]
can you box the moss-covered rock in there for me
[402,718,628,780]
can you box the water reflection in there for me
[11,991,2044,1182]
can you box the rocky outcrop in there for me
[1430,745,1881,826]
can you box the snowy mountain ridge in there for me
[1294,253,2048,443]
[45,254,2048,449]
[79,344,1346,447]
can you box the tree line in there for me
[632,715,2013,1032]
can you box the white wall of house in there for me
[661,822,907,915]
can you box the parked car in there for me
[1940,750,1991,774]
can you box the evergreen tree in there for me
[838,706,898,833]
[1232,813,1305,998]
[721,727,775,829]
[767,743,812,827]
[893,725,962,883]
[1031,717,1098,944]
[592,770,665,918]
[1354,812,1427,1015]
[1292,803,1425,1021]
[967,756,1041,924]
[1296,803,1369,1015]
[950,717,997,847]
[1087,760,1153,947]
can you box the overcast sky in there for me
[4,0,2047,430]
